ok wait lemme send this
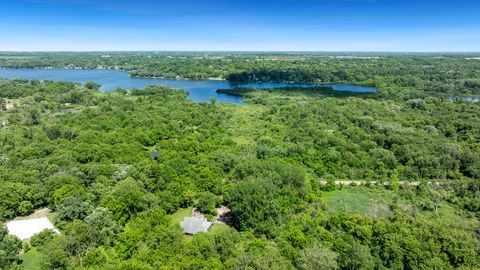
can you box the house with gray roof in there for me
[180,217,212,235]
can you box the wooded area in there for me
[0,53,479,269]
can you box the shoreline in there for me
[0,67,375,88]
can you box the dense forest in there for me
[0,53,479,270]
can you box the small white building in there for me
[180,217,212,235]
[5,208,58,240]
[6,217,57,240]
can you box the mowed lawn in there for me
[170,207,193,225]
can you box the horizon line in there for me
[1,50,480,54]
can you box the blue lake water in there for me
[0,68,376,103]
[448,96,480,103]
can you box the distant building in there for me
[152,149,158,161]
[180,217,212,235]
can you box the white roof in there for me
[180,217,212,235]
[6,217,57,240]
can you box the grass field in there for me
[226,103,267,146]
[170,207,193,225]
[21,248,42,270]
[320,186,477,225]
[321,187,396,218]
[210,223,231,235]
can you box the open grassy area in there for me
[170,207,193,226]
[320,186,478,228]
[21,248,42,270]
[225,103,267,146]
[210,223,231,235]
[321,187,397,218]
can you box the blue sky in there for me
[0,0,479,51]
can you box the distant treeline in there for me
[1,53,480,98]
[216,86,375,98]
[225,69,321,83]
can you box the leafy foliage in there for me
[0,54,479,269]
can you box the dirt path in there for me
[13,208,50,221]
[322,180,450,187]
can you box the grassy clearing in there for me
[321,187,396,218]
[421,202,479,229]
[170,207,193,225]
[21,248,42,270]
[210,223,231,235]
[321,187,480,234]
[225,103,267,146]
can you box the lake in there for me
[0,68,376,103]
[448,96,480,103]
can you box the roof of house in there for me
[180,217,212,235]
[6,217,58,240]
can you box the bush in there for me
[196,192,220,216]
[30,229,56,248]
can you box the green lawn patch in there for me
[170,207,193,225]
[210,223,231,235]
[21,248,42,270]
[321,187,396,218]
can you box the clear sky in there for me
[0,0,479,52]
